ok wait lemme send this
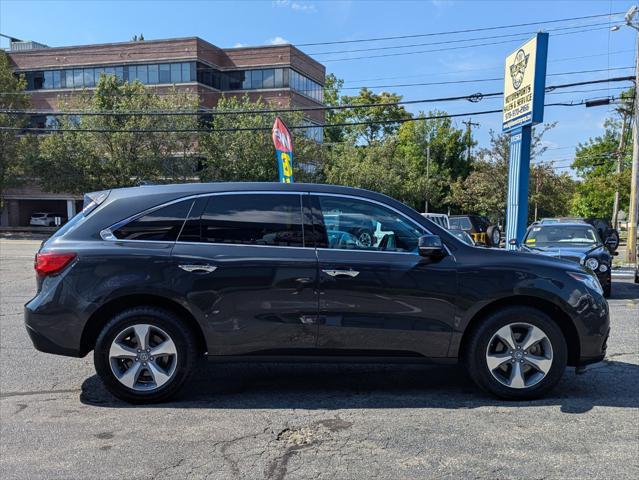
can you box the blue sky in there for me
[1,0,636,171]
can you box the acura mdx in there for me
[25,183,610,403]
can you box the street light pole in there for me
[628,31,639,264]
[612,110,628,228]
[612,6,639,265]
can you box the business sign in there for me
[502,32,549,132]
[272,117,294,183]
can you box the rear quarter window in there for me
[113,199,193,241]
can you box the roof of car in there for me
[106,182,381,196]
[529,222,595,229]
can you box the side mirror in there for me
[418,235,445,258]
[509,238,519,247]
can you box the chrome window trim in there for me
[102,189,453,257]
[104,191,305,246]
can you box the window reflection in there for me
[23,62,323,102]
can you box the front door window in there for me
[316,195,422,253]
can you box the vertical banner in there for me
[503,33,549,249]
[272,117,294,183]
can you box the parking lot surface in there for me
[1,239,638,479]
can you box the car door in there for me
[312,194,456,358]
[170,192,319,356]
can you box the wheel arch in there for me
[80,294,207,357]
[457,295,580,366]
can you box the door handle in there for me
[178,264,217,273]
[322,269,360,278]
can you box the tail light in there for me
[34,252,77,277]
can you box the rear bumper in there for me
[24,297,85,358]
[25,322,82,357]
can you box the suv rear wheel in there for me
[94,307,198,403]
[464,307,567,400]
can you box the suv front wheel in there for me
[464,307,567,400]
[94,307,198,403]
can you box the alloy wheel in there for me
[358,231,373,247]
[109,324,178,391]
[485,322,553,389]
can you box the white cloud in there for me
[273,0,317,13]
[233,42,246,48]
[269,36,290,45]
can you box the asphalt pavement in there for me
[1,239,638,479]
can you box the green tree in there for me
[0,51,31,212]
[199,95,325,183]
[395,112,472,211]
[322,73,346,144]
[324,139,405,199]
[570,90,634,219]
[340,88,411,145]
[37,75,200,193]
[449,123,563,223]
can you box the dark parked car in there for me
[25,183,609,403]
[521,223,614,297]
[535,217,620,252]
[449,214,501,247]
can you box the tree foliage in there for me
[450,124,574,223]
[199,95,325,183]
[0,51,32,207]
[570,90,634,218]
[37,75,200,193]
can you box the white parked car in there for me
[421,213,450,229]
[29,212,66,227]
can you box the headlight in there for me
[568,271,603,294]
[598,264,608,272]
[585,258,599,271]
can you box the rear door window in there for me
[181,193,305,247]
[113,199,193,241]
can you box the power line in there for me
[306,21,615,56]
[322,25,615,63]
[295,11,624,46]
[0,98,619,134]
[1,75,633,117]
[341,66,633,90]
[341,49,634,84]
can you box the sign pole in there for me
[505,126,533,248]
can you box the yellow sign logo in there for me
[509,49,530,90]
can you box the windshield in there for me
[524,225,600,248]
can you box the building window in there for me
[251,70,263,89]
[148,64,159,84]
[274,68,284,88]
[181,62,191,82]
[170,63,181,83]
[84,69,95,87]
[262,69,274,88]
[159,64,171,83]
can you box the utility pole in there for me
[612,6,639,265]
[612,110,628,228]
[462,118,480,162]
[425,144,430,213]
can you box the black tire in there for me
[94,306,198,404]
[463,307,567,400]
[486,226,501,247]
